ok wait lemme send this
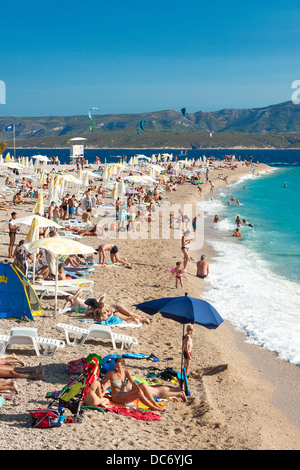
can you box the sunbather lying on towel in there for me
[0,353,25,366]
[93,292,150,325]
[0,380,19,394]
[0,362,44,380]
[59,287,98,314]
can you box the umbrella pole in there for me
[33,253,36,283]
[180,323,185,390]
[54,257,59,316]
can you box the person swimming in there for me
[242,219,253,228]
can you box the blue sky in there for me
[0,0,299,116]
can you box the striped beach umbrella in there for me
[25,217,40,244]
[33,192,44,216]
[112,182,119,201]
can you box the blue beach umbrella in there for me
[135,293,223,390]
[135,293,223,328]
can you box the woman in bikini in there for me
[93,293,150,324]
[181,230,192,270]
[100,357,165,412]
[8,212,19,258]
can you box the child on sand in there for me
[171,261,185,289]
[183,324,194,376]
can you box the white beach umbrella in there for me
[48,176,60,204]
[25,217,40,282]
[31,155,49,162]
[119,179,126,196]
[10,214,61,229]
[59,174,82,185]
[112,182,119,201]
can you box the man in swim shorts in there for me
[196,255,209,279]
[68,195,78,219]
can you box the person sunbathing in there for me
[64,255,82,267]
[0,362,44,380]
[5,177,16,187]
[94,293,150,324]
[58,265,72,280]
[35,265,53,280]
[59,287,98,314]
[13,191,32,204]
[100,357,165,412]
[0,353,25,367]
[0,380,19,394]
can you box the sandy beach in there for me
[0,158,299,451]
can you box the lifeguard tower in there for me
[69,137,87,164]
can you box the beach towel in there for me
[79,317,142,328]
[82,404,161,421]
[107,406,162,421]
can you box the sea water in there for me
[201,167,300,366]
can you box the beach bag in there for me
[160,368,182,382]
[67,357,87,375]
[28,408,65,428]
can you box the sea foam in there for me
[203,239,300,366]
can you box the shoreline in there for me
[4,146,300,151]
[0,160,299,450]
[196,166,300,430]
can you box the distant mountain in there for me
[1,101,300,148]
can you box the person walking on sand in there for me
[183,324,194,376]
[196,255,209,279]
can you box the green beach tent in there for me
[0,262,43,320]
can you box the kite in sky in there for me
[139,120,147,131]
[88,107,101,132]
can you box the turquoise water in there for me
[220,167,300,283]
[201,167,300,365]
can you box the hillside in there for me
[1,101,300,148]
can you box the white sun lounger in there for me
[56,230,82,240]
[0,327,65,356]
[33,279,94,299]
[56,323,138,350]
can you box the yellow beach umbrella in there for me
[59,174,82,185]
[40,171,47,185]
[26,217,40,244]
[25,217,40,282]
[103,167,109,180]
[112,182,119,201]
[33,192,44,216]
[49,176,60,204]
